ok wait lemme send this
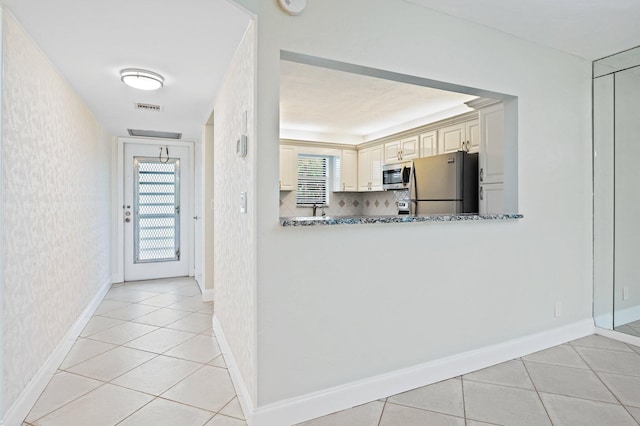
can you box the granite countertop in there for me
[280,213,524,226]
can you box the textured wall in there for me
[213,21,256,403]
[2,12,111,414]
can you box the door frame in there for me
[113,137,195,283]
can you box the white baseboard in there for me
[219,318,594,426]
[595,326,640,346]
[202,288,214,302]
[212,316,255,425]
[3,279,112,426]
[613,304,640,327]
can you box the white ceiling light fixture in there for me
[120,68,164,90]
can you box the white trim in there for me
[212,316,255,425]
[223,318,594,426]
[3,279,111,426]
[202,288,214,302]
[595,326,640,346]
[613,304,640,327]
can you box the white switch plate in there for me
[240,192,247,214]
[554,301,562,318]
[623,287,629,301]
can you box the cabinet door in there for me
[384,140,402,163]
[419,131,437,157]
[279,145,297,191]
[479,183,504,215]
[466,119,480,153]
[400,135,419,160]
[438,123,465,154]
[370,145,384,190]
[479,104,504,184]
[358,148,372,191]
[341,149,358,192]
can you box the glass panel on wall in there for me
[133,158,181,263]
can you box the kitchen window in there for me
[296,155,329,206]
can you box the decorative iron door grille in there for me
[133,157,181,263]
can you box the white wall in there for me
[231,0,593,407]
[212,21,257,403]
[1,10,111,415]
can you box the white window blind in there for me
[296,155,329,206]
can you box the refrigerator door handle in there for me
[480,168,484,182]
[480,186,484,200]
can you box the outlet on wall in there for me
[554,301,562,318]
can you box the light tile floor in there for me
[23,277,247,426]
[23,279,640,426]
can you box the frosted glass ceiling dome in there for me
[120,68,164,90]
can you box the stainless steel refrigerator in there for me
[409,151,479,215]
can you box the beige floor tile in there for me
[138,293,187,308]
[79,316,124,337]
[570,335,635,352]
[627,405,640,423]
[615,325,640,337]
[465,421,498,425]
[124,328,196,354]
[463,381,551,426]
[93,300,131,315]
[168,285,203,297]
[524,361,617,403]
[112,355,202,395]
[131,307,191,327]
[67,346,156,381]
[575,346,640,376]
[166,312,212,333]
[85,322,158,345]
[118,397,214,426]
[209,355,228,368]
[297,401,384,426]
[380,403,465,426]
[387,378,464,417]
[540,392,636,426]
[167,296,211,312]
[522,344,589,369]
[97,303,159,321]
[164,334,221,364]
[199,304,214,315]
[32,384,153,426]
[464,359,534,390]
[25,372,102,422]
[200,327,214,336]
[59,338,116,369]
[104,288,161,303]
[205,414,247,426]
[597,371,640,407]
[162,365,236,412]
[219,397,245,420]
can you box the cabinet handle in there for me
[480,168,484,182]
[397,152,401,161]
[480,186,484,200]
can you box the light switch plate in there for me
[240,192,247,214]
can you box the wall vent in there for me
[135,102,162,112]
[127,129,182,139]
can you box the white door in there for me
[124,143,191,281]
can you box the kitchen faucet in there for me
[312,203,326,217]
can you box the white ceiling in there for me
[280,61,477,144]
[1,0,251,142]
[4,0,639,145]
[404,0,640,61]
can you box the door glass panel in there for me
[134,157,180,263]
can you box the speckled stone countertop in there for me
[280,213,524,227]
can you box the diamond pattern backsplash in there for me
[279,188,401,217]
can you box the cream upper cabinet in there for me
[438,119,479,154]
[478,103,504,185]
[358,145,384,191]
[419,130,437,157]
[384,136,419,162]
[279,145,297,191]
[338,149,358,192]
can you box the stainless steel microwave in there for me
[382,161,412,190]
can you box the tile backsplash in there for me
[280,189,406,217]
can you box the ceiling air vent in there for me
[127,129,182,139]
[135,102,162,112]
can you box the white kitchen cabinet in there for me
[478,103,504,185]
[438,119,479,154]
[279,145,297,191]
[480,183,504,215]
[358,145,383,191]
[419,130,437,157]
[337,149,358,192]
[384,136,419,163]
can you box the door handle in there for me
[193,216,200,220]
[125,217,131,223]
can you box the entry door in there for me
[124,143,191,281]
